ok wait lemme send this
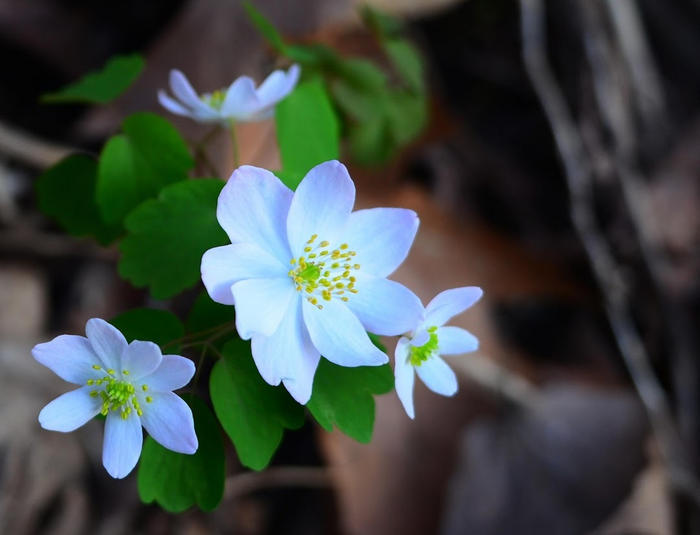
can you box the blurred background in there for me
[1,0,700,533]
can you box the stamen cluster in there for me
[409,326,439,366]
[87,364,152,420]
[288,234,361,309]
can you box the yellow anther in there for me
[90,390,98,397]
[87,379,95,386]
[146,396,153,403]
[137,409,143,417]
[348,282,355,289]
[342,270,350,278]
[107,369,115,375]
[96,379,103,386]
[304,246,312,253]
[319,241,329,247]
[121,412,128,420]
[318,305,323,310]
[310,297,318,305]
[290,258,296,265]
[308,253,317,259]
[307,234,318,243]
[331,262,340,269]
[92,364,101,370]
[336,283,344,289]
[349,288,359,294]
[349,276,356,282]
[354,264,361,270]
[324,270,330,277]
[340,243,349,250]
[341,297,349,302]
[320,250,329,256]
[123,370,129,375]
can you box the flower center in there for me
[289,234,361,309]
[409,326,439,366]
[87,365,152,420]
[203,89,226,110]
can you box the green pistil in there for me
[88,369,148,419]
[298,264,321,283]
[205,90,226,110]
[410,326,439,366]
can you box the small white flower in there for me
[394,287,483,418]
[201,160,424,404]
[33,318,198,479]
[158,64,301,125]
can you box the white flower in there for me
[201,160,423,404]
[158,64,300,125]
[394,287,483,418]
[33,318,198,479]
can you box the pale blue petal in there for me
[32,335,103,385]
[221,76,259,120]
[256,64,300,107]
[231,278,295,339]
[139,392,197,454]
[286,161,355,257]
[342,208,419,277]
[120,340,162,380]
[394,338,416,419]
[302,298,387,367]
[201,243,288,305]
[410,328,430,348]
[250,297,319,390]
[38,386,102,432]
[217,166,293,263]
[344,275,424,336]
[85,318,127,371]
[102,411,143,479]
[138,355,195,392]
[424,287,484,328]
[157,90,192,117]
[415,356,458,396]
[169,69,218,119]
[437,326,479,355]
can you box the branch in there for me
[0,120,75,169]
[519,0,700,507]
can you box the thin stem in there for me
[191,345,208,393]
[228,118,240,169]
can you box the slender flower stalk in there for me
[394,287,483,418]
[201,160,424,404]
[33,318,198,478]
[158,65,300,126]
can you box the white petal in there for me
[120,340,162,380]
[221,76,259,121]
[344,275,424,336]
[217,166,293,263]
[85,318,127,371]
[38,386,102,432]
[286,161,355,256]
[302,298,388,367]
[424,287,484,328]
[102,412,143,479]
[410,328,431,347]
[139,392,197,454]
[250,297,319,390]
[415,356,458,396]
[32,335,103,385]
[169,70,217,120]
[138,355,195,392]
[201,243,288,306]
[157,90,193,117]
[436,326,479,355]
[231,278,296,339]
[256,64,300,107]
[342,208,419,277]
[394,338,416,419]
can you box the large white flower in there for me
[33,318,198,479]
[394,287,483,418]
[158,65,300,125]
[201,160,423,404]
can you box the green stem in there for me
[228,118,240,169]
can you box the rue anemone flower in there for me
[33,318,198,479]
[158,64,300,125]
[394,287,483,418]
[201,160,423,404]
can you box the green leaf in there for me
[383,39,425,94]
[138,395,225,512]
[361,5,404,39]
[285,44,337,68]
[41,54,145,105]
[210,339,305,470]
[386,91,428,145]
[335,59,387,90]
[110,308,185,354]
[97,112,194,225]
[243,1,285,52]
[35,154,122,245]
[119,179,228,300]
[185,291,236,351]
[307,359,393,443]
[348,118,393,166]
[275,78,340,180]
